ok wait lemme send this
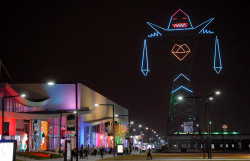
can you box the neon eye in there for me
[182,17,187,20]
[173,18,177,20]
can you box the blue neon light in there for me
[200,29,214,34]
[147,22,166,33]
[148,32,161,38]
[194,18,214,34]
[141,39,150,76]
[172,86,193,94]
[174,73,190,82]
[214,36,222,74]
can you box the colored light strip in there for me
[148,32,161,38]
[175,132,239,135]
[214,36,222,74]
[172,86,193,94]
[147,22,167,32]
[171,44,190,61]
[173,73,190,82]
[194,18,214,34]
[172,23,188,28]
[167,9,194,30]
[141,39,150,76]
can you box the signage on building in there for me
[117,144,124,155]
[64,140,71,161]
[183,121,193,133]
[66,114,75,131]
[16,128,24,131]
[3,122,9,136]
[106,124,113,136]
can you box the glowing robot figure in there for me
[140,9,222,135]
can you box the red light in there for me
[29,152,51,157]
[173,18,177,20]
[172,23,188,28]
[182,17,187,20]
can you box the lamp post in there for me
[48,82,79,161]
[1,94,26,140]
[115,114,131,154]
[95,104,115,157]
[178,90,221,159]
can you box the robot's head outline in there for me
[167,9,194,30]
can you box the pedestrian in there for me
[91,148,94,156]
[100,147,104,159]
[79,146,84,159]
[71,148,75,158]
[147,148,152,160]
[94,148,97,156]
[84,147,88,159]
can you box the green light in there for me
[189,118,192,120]
[209,121,212,125]
[223,132,229,135]
[232,132,239,134]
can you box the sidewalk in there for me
[17,154,113,161]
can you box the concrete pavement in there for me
[17,154,113,161]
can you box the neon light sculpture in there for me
[174,73,190,82]
[141,39,150,76]
[140,9,223,139]
[214,36,222,74]
[167,9,194,30]
[171,44,191,61]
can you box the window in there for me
[220,144,223,148]
[212,144,215,149]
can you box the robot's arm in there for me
[141,39,150,76]
[214,36,222,74]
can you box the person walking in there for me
[79,145,84,159]
[93,148,97,156]
[147,148,152,160]
[84,146,88,159]
[100,147,104,159]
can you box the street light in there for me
[47,81,79,161]
[177,90,221,159]
[2,94,26,140]
[94,103,116,157]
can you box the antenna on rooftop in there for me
[0,59,13,82]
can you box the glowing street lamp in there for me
[215,91,220,95]
[178,96,183,100]
[94,103,116,157]
[47,81,55,86]
[47,81,80,160]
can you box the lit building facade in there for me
[0,83,129,151]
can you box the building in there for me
[167,132,250,151]
[0,83,129,152]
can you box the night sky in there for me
[1,0,249,135]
